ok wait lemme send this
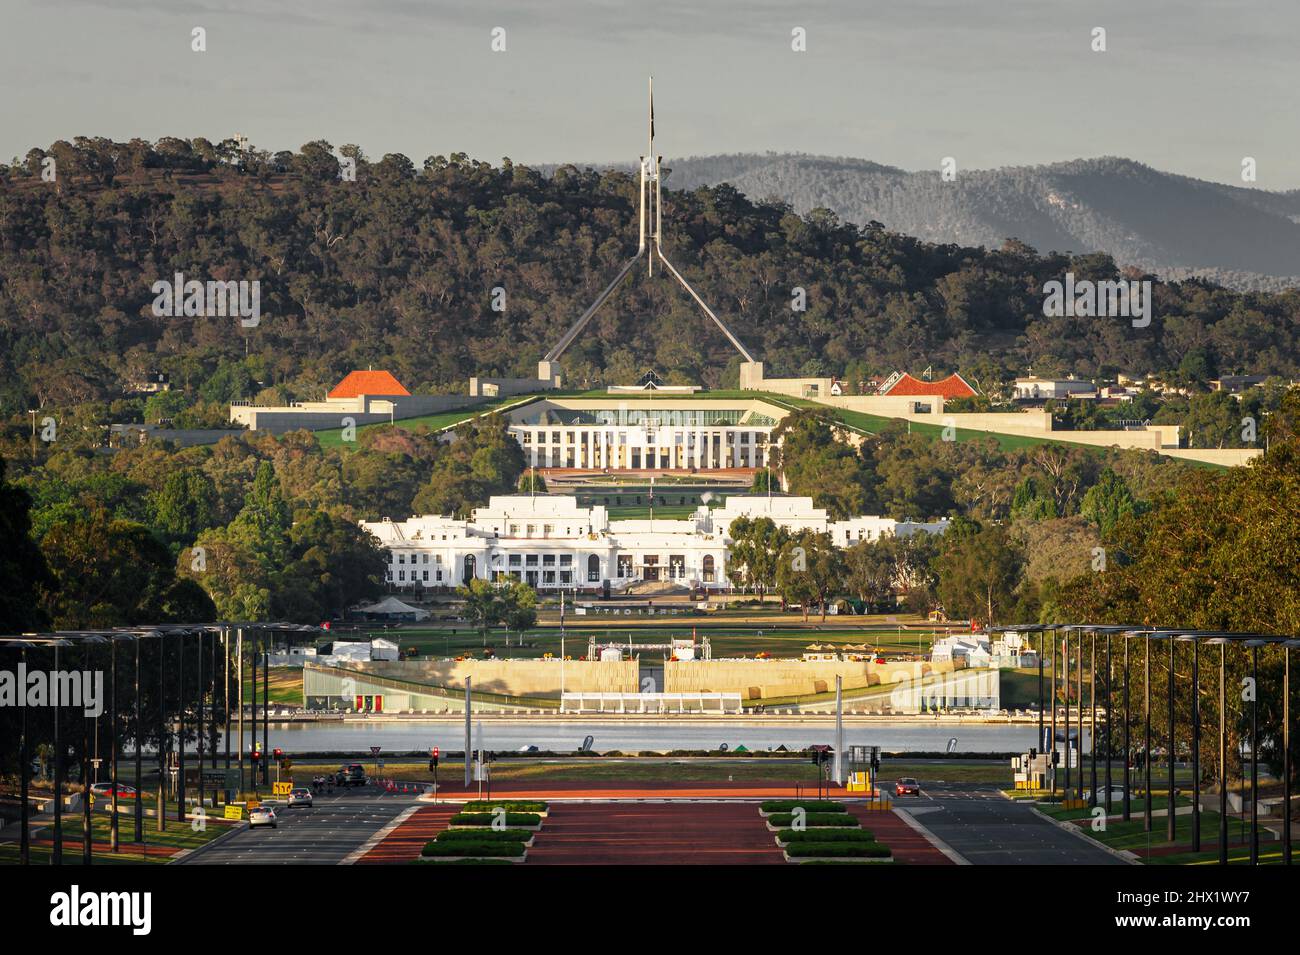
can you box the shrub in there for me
[436,828,534,842]
[786,841,891,859]
[449,812,541,827]
[760,800,846,814]
[421,840,526,858]
[766,813,859,828]
[778,828,875,843]
[460,800,548,813]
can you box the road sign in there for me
[370,746,381,756]
[223,804,243,821]
[272,781,293,796]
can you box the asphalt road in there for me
[178,786,424,865]
[896,779,1128,865]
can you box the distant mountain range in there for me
[646,154,1300,291]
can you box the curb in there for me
[169,820,250,864]
[1029,807,1141,865]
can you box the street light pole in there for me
[19,646,30,865]
[82,639,93,865]
[1037,630,1044,756]
[1250,643,1259,865]
[134,634,143,842]
[1077,628,1085,802]
[1167,634,1176,844]
[1123,633,1131,822]
[1218,639,1227,865]
[110,635,119,853]
[52,641,63,865]
[176,630,186,822]
[1186,634,1201,853]
[157,635,166,833]
[1105,631,1113,816]
[1144,632,1152,832]
[1050,628,1058,799]
[1285,641,1295,866]
[1089,631,1097,807]
[1064,628,1071,796]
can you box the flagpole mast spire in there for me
[647,75,655,277]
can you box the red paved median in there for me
[526,802,784,865]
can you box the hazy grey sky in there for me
[3,0,1297,188]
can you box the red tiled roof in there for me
[328,370,411,399]
[879,372,977,399]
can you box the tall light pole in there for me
[1123,631,1131,822]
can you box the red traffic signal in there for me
[431,747,440,758]
[273,748,283,759]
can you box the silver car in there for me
[288,787,313,807]
[248,806,278,828]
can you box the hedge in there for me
[449,812,541,827]
[786,842,892,859]
[760,800,846,814]
[777,828,875,843]
[766,813,859,828]
[460,800,548,813]
[421,840,526,858]
[435,828,535,843]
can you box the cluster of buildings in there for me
[361,494,949,593]
[930,631,1039,669]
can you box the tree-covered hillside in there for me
[3,138,1300,420]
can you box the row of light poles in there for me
[993,624,1296,865]
[1,621,320,865]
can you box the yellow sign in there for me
[273,782,293,796]
[246,799,260,810]
[223,804,244,820]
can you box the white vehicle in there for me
[248,806,278,828]
[288,788,313,807]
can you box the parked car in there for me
[89,782,137,800]
[248,806,277,828]
[895,777,921,796]
[288,787,313,807]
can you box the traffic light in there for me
[273,747,284,766]
[429,747,439,771]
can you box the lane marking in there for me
[339,805,422,866]
[893,807,970,865]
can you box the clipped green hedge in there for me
[449,812,541,827]
[778,828,875,843]
[421,840,526,858]
[435,828,535,843]
[423,859,514,865]
[460,800,548,813]
[761,800,846,814]
[767,813,859,828]
[786,842,892,859]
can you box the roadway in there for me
[897,779,1128,865]
[177,785,425,865]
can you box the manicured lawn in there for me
[0,805,234,865]
[315,394,535,449]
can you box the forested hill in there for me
[2,139,1300,417]
[661,154,1300,291]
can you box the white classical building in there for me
[361,495,948,593]
[500,397,788,471]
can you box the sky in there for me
[2,0,1297,188]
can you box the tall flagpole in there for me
[647,76,654,277]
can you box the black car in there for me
[335,763,368,786]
